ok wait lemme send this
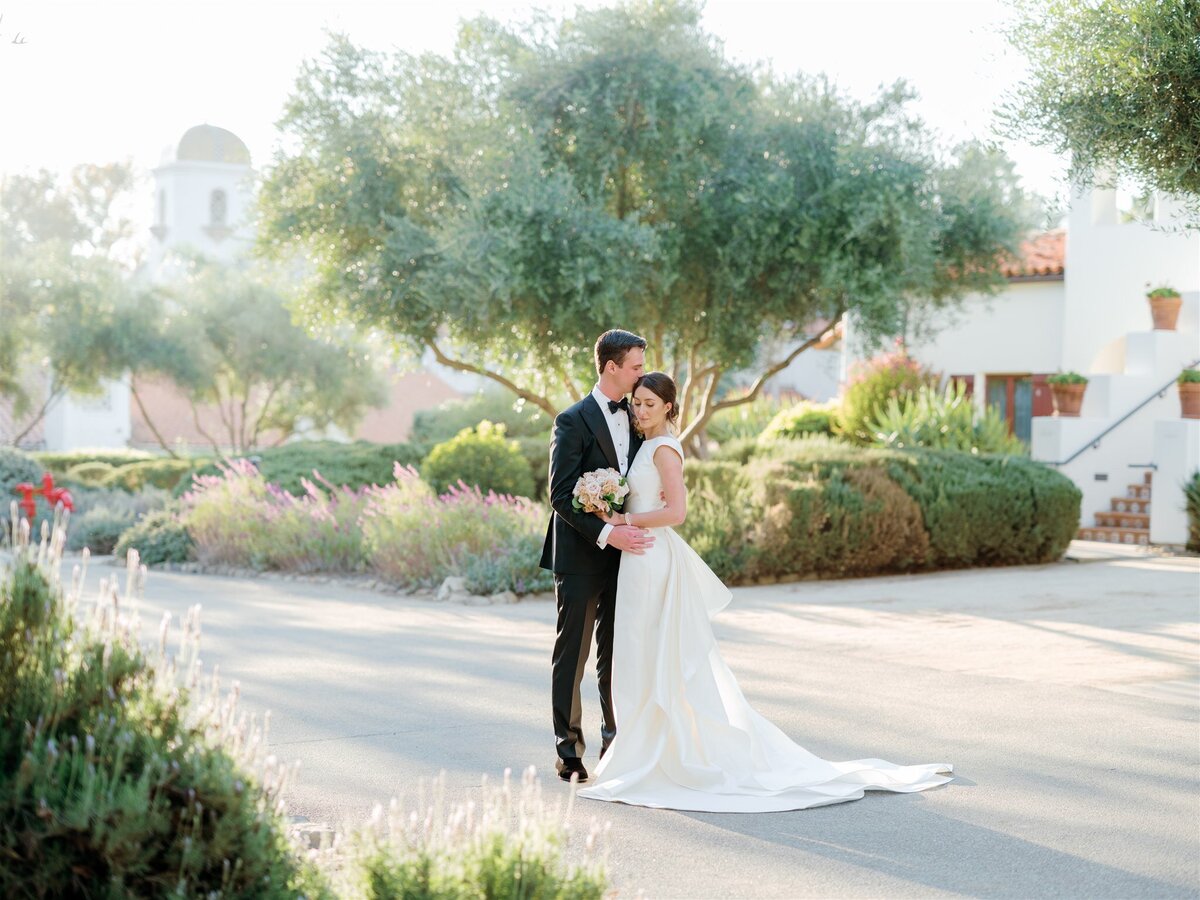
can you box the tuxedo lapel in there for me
[580,395,620,470]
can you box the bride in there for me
[575,372,953,812]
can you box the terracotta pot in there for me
[1051,383,1086,417]
[1180,382,1200,419]
[1149,293,1182,330]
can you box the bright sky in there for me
[0,0,1066,220]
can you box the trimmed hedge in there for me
[421,422,536,498]
[679,437,1081,582]
[1185,470,1200,552]
[176,441,423,497]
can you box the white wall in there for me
[1062,188,1200,375]
[903,280,1065,377]
[42,377,132,450]
[145,160,256,275]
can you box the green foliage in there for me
[684,438,1079,580]
[33,448,157,471]
[1148,285,1180,299]
[705,394,792,444]
[760,401,838,442]
[64,460,116,487]
[114,508,194,566]
[745,459,930,580]
[1185,471,1200,552]
[411,391,553,445]
[421,422,535,498]
[338,770,606,899]
[678,461,757,580]
[1,447,47,536]
[0,545,328,897]
[157,259,388,453]
[1001,0,1200,215]
[362,468,549,592]
[837,348,939,444]
[183,461,369,573]
[1176,369,1200,385]
[65,487,170,554]
[412,392,551,499]
[178,441,423,498]
[883,451,1080,568]
[868,383,1027,455]
[1047,371,1088,385]
[260,2,1031,442]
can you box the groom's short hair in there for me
[595,329,647,375]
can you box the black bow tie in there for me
[607,397,629,414]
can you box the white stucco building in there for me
[841,185,1200,546]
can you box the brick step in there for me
[1124,485,1152,500]
[1077,526,1150,545]
[1110,496,1150,514]
[1095,511,1149,528]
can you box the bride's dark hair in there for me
[633,372,679,426]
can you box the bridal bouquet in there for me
[572,467,630,516]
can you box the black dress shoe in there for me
[557,758,589,783]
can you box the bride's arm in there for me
[619,445,687,529]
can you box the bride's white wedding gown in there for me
[576,435,953,812]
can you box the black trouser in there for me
[551,569,617,767]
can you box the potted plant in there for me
[1178,369,1200,419]
[1047,372,1088,417]
[1147,284,1183,330]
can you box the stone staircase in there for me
[1077,472,1152,545]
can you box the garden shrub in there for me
[103,458,199,492]
[114,508,194,566]
[65,487,169,554]
[1,446,48,539]
[340,769,606,900]
[837,347,939,444]
[421,421,536,498]
[0,541,328,897]
[410,390,552,446]
[1187,470,1200,552]
[678,461,757,580]
[514,431,553,501]
[743,459,928,580]
[363,466,548,592]
[705,393,791,444]
[760,401,838,442]
[868,383,1025,454]
[176,441,421,498]
[685,439,1078,580]
[64,460,117,488]
[31,447,156,473]
[183,461,368,573]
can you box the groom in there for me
[540,329,655,783]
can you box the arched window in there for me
[210,189,227,226]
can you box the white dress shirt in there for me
[591,384,631,549]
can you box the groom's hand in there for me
[607,525,655,555]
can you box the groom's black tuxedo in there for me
[541,393,643,771]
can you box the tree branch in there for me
[680,315,845,443]
[189,399,224,457]
[10,386,65,447]
[129,380,179,458]
[249,381,284,450]
[425,339,557,417]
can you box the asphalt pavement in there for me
[59,550,1200,898]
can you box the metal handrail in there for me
[1044,357,1200,467]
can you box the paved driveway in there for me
[76,551,1200,898]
